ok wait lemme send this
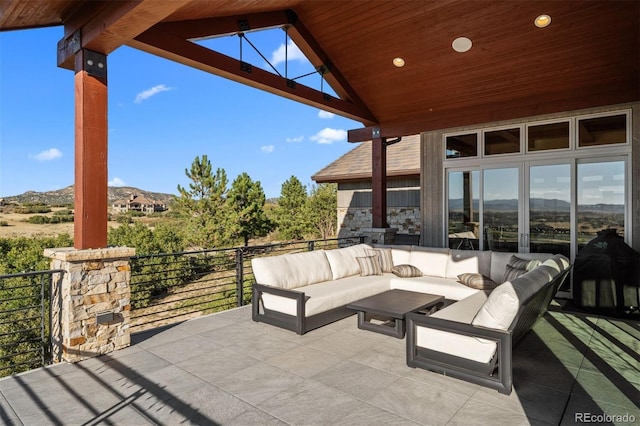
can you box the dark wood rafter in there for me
[57,1,190,69]
[130,10,377,125]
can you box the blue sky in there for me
[0,26,362,199]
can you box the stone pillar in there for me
[44,246,135,363]
[361,227,398,245]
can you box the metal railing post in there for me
[235,248,244,307]
[308,241,315,251]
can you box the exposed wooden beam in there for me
[130,26,377,124]
[57,0,190,69]
[155,10,292,40]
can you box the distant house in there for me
[111,194,166,214]
[312,134,420,243]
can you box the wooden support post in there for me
[372,136,388,228]
[74,49,108,249]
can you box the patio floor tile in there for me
[0,304,636,425]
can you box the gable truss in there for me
[129,9,377,125]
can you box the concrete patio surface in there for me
[0,302,638,425]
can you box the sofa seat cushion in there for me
[324,244,374,280]
[409,246,450,278]
[415,291,497,363]
[251,250,333,290]
[260,274,392,317]
[390,276,480,301]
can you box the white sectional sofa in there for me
[251,242,570,394]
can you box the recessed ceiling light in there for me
[535,14,551,28]
[452,37,472,53]
[393,57,405,67]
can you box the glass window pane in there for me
[446,133,477,159]
[485,128,520,155]
[578,114,626,147]
[448,171,479,249]
[483,168,519,252]
[577,161,625,250]
[529,164,571,258]
[528,122,570,151]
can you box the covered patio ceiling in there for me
[2,0,638,141]
[1,0,638,249]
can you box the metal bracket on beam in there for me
[286,9,298,25]
[81,50,107,79]
[287,79,297,89]
[372,127,381,139]
[238,19,250,32]
[240,61,252,73]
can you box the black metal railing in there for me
[0,269,63,377]
[129,236,363,333]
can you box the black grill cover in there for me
[573,229,639,317]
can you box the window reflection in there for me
[577,161,625,250]
[446,133,477,159]
[578,114,626,147]
[448,171,479,249]
[485,128,520,155]
[528,122,570,151]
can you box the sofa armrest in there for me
[252,283,309,334]
[406,312,513,394]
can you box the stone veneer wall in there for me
[44,246,135,363]
[337,207,421,239]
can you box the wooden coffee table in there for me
[347,289,445,338]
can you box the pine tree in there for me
[173,155,229,248]
[226,172,274,246]
[307,183,337,239]
[275,176,309,241]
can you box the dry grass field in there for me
[0,207,121,239]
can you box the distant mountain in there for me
[2,185,176,206]
[448,198,623,213]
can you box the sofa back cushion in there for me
[445,250,491,279]
[324,243,373,280]
[251,250,333,289]
[471,266,555,330]
[489,252,553,283]
[408,246,450,277]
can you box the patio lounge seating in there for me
[406,254,571,394]
[251,243,564,335]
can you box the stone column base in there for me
[44,246,135,363]
[361,228,398,245]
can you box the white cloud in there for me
[310,128,347,145]
[270,40,307,67]
[318,110,335,119]
[134,84,173,103]
[30,148,62,161]
[286,136,304,143]
[261,145,275,153]
[108,177,126,187]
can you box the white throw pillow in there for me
[324,244,373,279]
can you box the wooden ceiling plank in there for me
[286,12,375,120]
[130,26,377,125]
